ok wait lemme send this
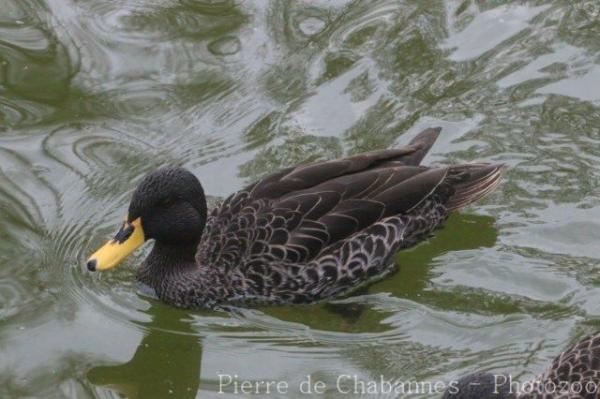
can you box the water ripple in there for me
[1,0,600,397]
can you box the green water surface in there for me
[1,0,600,398]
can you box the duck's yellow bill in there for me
[87,218,145,271]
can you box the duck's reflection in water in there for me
[87,305,202,399]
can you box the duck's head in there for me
[86,167,207,271]
[443,373,515,399]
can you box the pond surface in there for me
[1,0,600,398]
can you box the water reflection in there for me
[87,305,202,399]
[0,1,75,126]
[260,213,499,332]
[2,0,600,397]
[376,214,498,300]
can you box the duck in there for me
[442,332,600,398]
[86,127,503,309]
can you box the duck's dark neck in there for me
[137,240,198,288]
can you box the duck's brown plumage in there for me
[89,127,502,308]
[129,127,503,308]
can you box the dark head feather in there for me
[129,167,207,246]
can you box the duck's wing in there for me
[247,126,440,201]
[197,127,501,269]
[198,128,438,264]
[202,127,440,229]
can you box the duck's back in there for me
[197,128,502,305]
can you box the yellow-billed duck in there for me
[87,127,503,309]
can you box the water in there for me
[1,0,599,397]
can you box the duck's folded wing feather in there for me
[196,128,501,272]
[203,127,440,225]
[247,126,441,201]
[199,173,448,269]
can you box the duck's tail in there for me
[401,126,442,165]
[446,163,504,211]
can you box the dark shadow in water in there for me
[87,305,202,399]
[263,213,499,331]
[375,213,498,297]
